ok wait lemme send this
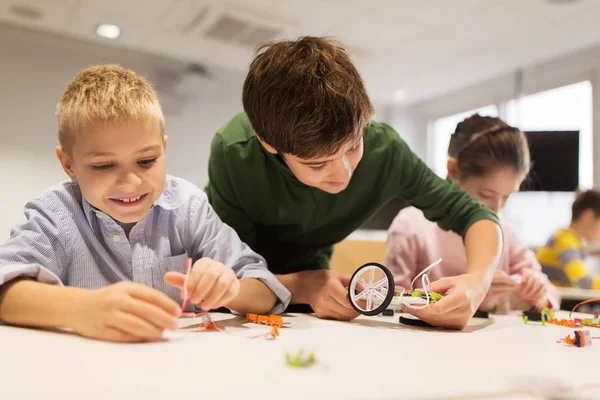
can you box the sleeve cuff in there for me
[237,268,291,314]
[0,263,63,286]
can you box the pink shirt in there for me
[386,207,559,313]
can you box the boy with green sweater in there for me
[205,37,502,329]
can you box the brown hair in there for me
[242,36,374,159]
[448,114,530,179]
[572,189,600,220]
[56,64,164,154]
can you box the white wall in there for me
[0,23,245,240]
[383,104,428,160]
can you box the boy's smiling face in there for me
[57,120,167,223]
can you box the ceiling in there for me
[2,0,600,105]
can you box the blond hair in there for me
[56,64,164,153]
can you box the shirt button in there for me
[140,281,147,286]
[113,234,121,242]
[96,213,103,219]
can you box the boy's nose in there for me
[332,155,353,181]
[117,171,142,188]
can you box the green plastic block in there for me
[411,291,421,297]
[285,349,316,368]
[431,292,442,301]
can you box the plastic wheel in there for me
[348,262,395,316]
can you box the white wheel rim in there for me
[349,265,390,313]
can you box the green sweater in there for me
[205,112,499,274]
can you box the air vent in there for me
[204,15,249,41]
[162,1,286,46]
[203,13,281,47]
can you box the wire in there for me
[569,298,600,320]
[403,258,442,310]
[180,257,193,315]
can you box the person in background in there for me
[537,189,600,290]
[386,114,560,313]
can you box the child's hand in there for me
[518,268,549,302]
[164,258,240,311]
[488,270,519,296]
[72,282,181,343]
[301,269,358,321]
[402,273,487,329]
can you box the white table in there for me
[1,312,599,400]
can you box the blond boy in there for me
[0,65,290,342]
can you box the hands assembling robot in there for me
[348,258,443,317]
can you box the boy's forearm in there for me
[226,279,277,315]
[0,279,87,330]
[465,219,503,286]
[275,271,309,304]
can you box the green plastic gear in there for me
[411,291,421,297]
[431,292,442,301]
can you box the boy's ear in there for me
[163,135,168,151]
[56,146,77,181]
[447,157,459,180]
[254,132,278,155]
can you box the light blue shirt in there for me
[0,176,291,314]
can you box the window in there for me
[505,81,592,188]
[503,81,592,247]
[428,105,498,177]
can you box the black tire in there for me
[348,262,395,316]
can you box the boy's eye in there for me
[138,158,157,167]
[478,193,492,199]
[309,165,325,171]
[348,145,361,153]
[91,164,113,170]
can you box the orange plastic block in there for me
[269,315,283,327]
[246,313,258,323]
[246,313,284,327]
[549,318,575,328]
